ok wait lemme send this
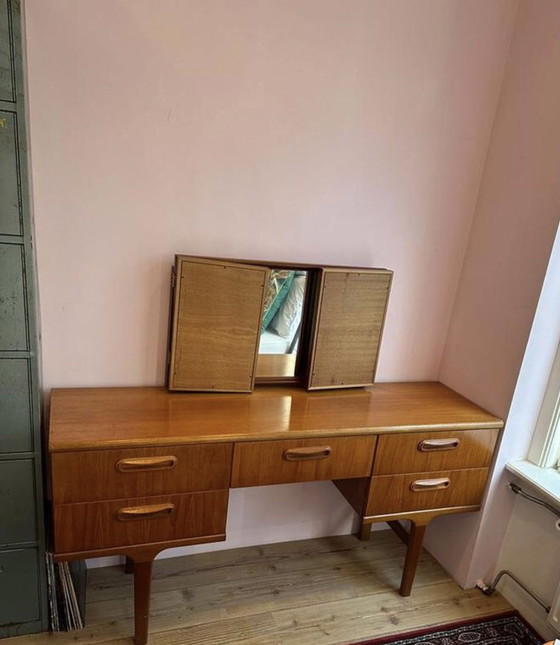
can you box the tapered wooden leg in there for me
[125,557,134,574]
[399,522,426,597]
[133,560,153,645]
[358,522,371,541]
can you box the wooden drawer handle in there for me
[283,446,332,461]
[116,503,175,522]
[410,478,451,492]
[115,456,178,472]
[417,438,460,452]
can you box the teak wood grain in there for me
[398,523,427,596]
[230,436,376,487]
[51,443,233,503]
[373,428,500,476]
[48,382,503,452]
[53,490,229,553]
[47,382,504,645]
[167,256,393,391]
[308,269,392,390]
[168,257,268,392]
[255,353,297,379]
[366,468,489,516]
[333,477,371,515]
[53,534,227,563]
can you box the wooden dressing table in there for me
[48,382,502,644]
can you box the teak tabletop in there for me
[49,382,503,452]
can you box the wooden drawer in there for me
[373,428,499,475]
[53,490,228,554]
[366,468,489,516]
[51,443,233,503]
[231,436,376,487]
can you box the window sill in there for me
[506,460,560,509]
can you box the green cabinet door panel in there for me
[0,0,48,634]
[0,459,36,544]
[0,549,40,625]
[0,243,27,351]
[0,359,32,453]
[0,1,13,103]
[0,111,21,235]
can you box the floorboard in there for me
[5,531,511,645]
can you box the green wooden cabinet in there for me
[0,0,48,636]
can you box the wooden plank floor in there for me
[8,531,510,645]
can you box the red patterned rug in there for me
[350,611,544,644]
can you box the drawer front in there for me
[231,436,376,487]
[366,468,489,516]
[373,428,499,475]
[53,490,228,554]
[51,443,233,503]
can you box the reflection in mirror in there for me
[256,269,308,379]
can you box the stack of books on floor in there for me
[46,554,87,631]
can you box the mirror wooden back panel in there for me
[308,269,392,390]
[169,257,268,392]
[167,256,392,393]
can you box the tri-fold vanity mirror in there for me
[167,255,392,392]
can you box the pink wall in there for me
[24,0,516,392]
[23,1,521,562]
[427,0,560,586]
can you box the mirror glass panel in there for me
[256,269,308,379]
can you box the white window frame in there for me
[505,316,560,509]
[527,341,560,469]
[505,224,560,501]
